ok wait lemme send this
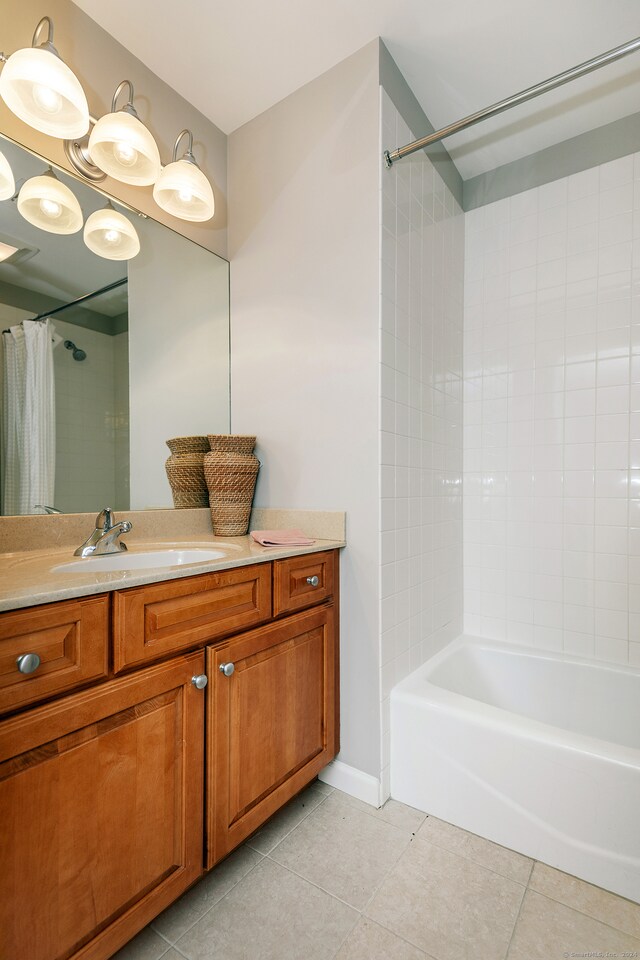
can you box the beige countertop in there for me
[0,535,346,612]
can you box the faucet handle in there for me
[95,507,115,531]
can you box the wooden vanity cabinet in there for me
[0,651,205,960]
[0,549,339,960]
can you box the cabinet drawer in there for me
[113,564,272,671]
[273,550,335,615]
[0,595,109,715]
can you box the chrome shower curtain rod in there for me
[384,35,640,167]
[29,277,128,322]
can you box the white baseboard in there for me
[318,759,382,808]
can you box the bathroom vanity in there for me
[0,544,340,960]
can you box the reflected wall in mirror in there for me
[0,133,230,516]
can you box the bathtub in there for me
[390,637,640,903]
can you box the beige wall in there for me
[0,0,227,257]
[229,41,382,781]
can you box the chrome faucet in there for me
[74,508,132,558]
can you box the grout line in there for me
[357,905,439,960]
[525,880,640,941]
[151,848,266,947]
[264,853,364,914]
[262,798,417,919]
[358,831,417,917]
[529,887,640,942]
[411,821,532,888]
[246,783,335,855]
[164,945,191,960]
[503,881,528,960]
[328,915,436,960]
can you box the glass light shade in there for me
[83,207,140,260]
[0,46,89,139]
[0,149,15,201]
[17,172,82,234]
[88,111,161,185]
[153,159,215,222]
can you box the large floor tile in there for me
[269,791,413,909]
[417,815,533,885]
[246,780,333,854]
[174,858,358,960]
[334,917,432,960]
[507,890,640,960]
[152,845,263,943]
[366,837,525,960]
[111,926,172,960]
[529,863,640,938]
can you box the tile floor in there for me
[114,781,640,960]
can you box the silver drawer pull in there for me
[306,575,319,587]
[191,674,208,690]
[17,653,41,675]
[219,662,235,677]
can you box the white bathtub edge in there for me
[318,759,382,808]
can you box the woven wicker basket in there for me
[204,451,260,535]
[207,434,256,455]
[165,436,210,509]
[166,436,210,455]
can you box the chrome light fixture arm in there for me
[173,128,196,165]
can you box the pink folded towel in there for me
[251,529,315,546]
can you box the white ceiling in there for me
[73,0,640,180]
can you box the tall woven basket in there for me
[204,435,259,535]
[165,436,210,509]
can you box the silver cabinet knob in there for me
[219,662,235,677]
[17,653,41,675]
[306,575,320,587]
[191,674,208,690]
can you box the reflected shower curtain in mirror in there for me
[1,320,56,515]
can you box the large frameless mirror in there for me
[0,132,230,516]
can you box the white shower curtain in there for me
[1,319,56,515]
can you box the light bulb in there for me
[153,157,215,222]
[88,109,160,185]
[0,34,89,138]
[39,197,62,219]
[17,169,83,234]
[32,83,62,115]
[113,141,138,167]
[83,205,139,260]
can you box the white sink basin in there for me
[52,548,228,574]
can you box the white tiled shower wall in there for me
[464,153,640,666]
[379,89,465,794]
[54,319,129,514]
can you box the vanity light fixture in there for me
[83,201,140,260]
[0,17,89,139]
[17,166,83,235]
[0,148,15,200]
[153,129,215,222]
[88,80,161,186]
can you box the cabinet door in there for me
[207,605,337,866]
[0,651,205,960]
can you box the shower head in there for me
[64,339,87,361]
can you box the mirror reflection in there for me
[0,134,230,517]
